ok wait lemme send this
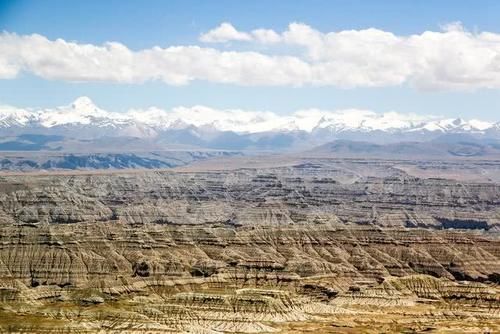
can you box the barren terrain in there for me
[0,157,499,333]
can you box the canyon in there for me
[0,156,499,333]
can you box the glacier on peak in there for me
[0,97,496,139]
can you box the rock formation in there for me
[0,158,498,333]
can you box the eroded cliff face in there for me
[1,223,499,289]
[1,160,499,229]
[0,159,499,333]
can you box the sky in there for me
[0,0,500,121]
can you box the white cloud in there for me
[251,29,282,43]
[198,22,500,89]
[0,32,311,86]
[3,22,500,90]
[440,21,465,33]
[199,22,252,43]
[199,23,282,44]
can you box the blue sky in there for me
[1,0,500,120]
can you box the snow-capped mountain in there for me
[37,96,129,128]
[0,97,498,151]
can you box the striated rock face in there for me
[0,223,498,289]
[0,160,500,231]
[0,158,499,333]
[1,159,499,229]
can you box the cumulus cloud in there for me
[198,22,500,90]
[0,32,311,86]
[2,22,500,90]
[199,22,252,43]
[200,23,282,44]
[251,29,282,43]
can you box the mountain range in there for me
[0,96,499,151]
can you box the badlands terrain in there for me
[0,154,499,333]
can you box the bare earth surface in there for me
[0,156,499,333]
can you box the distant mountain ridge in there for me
[308,137,500,159]
[0,97,499,151]
[0,150,242,171]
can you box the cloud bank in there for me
[2,22,500,89]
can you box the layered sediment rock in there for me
[0,159,498,332]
